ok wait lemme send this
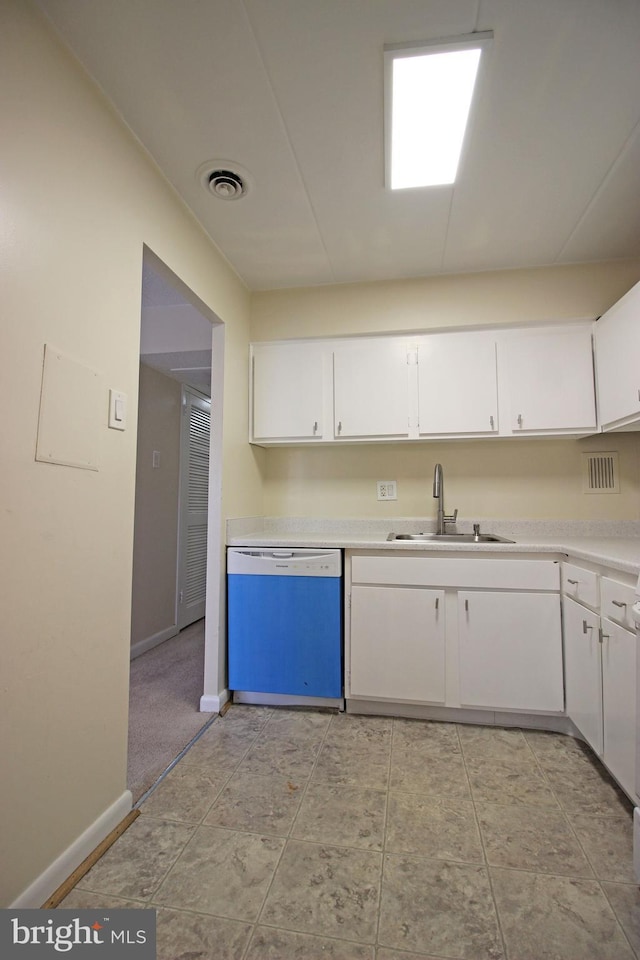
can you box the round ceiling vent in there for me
[197,160,252,200]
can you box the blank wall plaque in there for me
[36,344,102,471]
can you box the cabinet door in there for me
[601,618,636,798]
[333,339,410,438]
[349,584,445,702]
[252,342,324,441]
[595,280,640,428]
[458,591,563,711]
[504,327,596,433]
[417,332,498,436]
[563,597,603,754]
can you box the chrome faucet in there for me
[433,463,458,535]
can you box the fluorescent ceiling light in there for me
[385,33,492,190]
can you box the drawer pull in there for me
[612,600,627,609]
[567,579,579,585]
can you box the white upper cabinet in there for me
[501,325,597,434]
[333,339,411,439]
[249,320,599,445]
[594,280,640,431]
[417,332,498,436]
[251,341,326,441]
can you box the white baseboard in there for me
[10,790,133,908]
[346,699,570,732]
[130,625,179,660]
[200,688,230,713]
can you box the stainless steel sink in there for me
[387,532,515,543]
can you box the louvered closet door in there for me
[177,388,211,629]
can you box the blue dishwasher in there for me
[227,547,343,706]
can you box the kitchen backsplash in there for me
[228,516,640,541]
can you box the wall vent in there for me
[582,452,619,494]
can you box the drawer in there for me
[562,562,599,609]
[350,555,559,590]
[601,577,636,632]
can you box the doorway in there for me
[128,248,222,801]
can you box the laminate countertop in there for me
[227,520,640,577]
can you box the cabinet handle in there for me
[567,579,579,585]
[599,628,609,645]
[465,599,469,612]
[582,619,593,634]
[612,600,627,608]
[313,420,318,434]
[337,420,342,435]
[435,598,439,611]
[517,413,523,428]
[489,415,495,430]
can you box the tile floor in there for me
[60,706,640,959]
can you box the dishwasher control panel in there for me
[227,547,342,577]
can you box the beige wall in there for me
[250,261,640,340]
[252,262,640,521]
[0,1,260,907]
[131,365,182,650]
[262,435,640,521]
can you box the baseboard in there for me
[10,790,133,908]
[346,699,569,732]
[200,688,230,713]
[130,625,179,660]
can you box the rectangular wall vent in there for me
[582,452,619,494]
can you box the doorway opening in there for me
[128,247,222,802]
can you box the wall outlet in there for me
[377,480,397,501]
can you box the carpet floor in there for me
[127,619,214,802]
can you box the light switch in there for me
[108,389,127,430]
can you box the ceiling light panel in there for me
[385,33,492,190]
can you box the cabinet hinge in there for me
[347,593,351,609]
[406,348,418,365]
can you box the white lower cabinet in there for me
[347,553,562,714]
[349,584,445,702]
[457,590,563,711]
[601,618,637,799]
[562,568,637,801]
[563,597,603,754]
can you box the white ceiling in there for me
[38,0,640,291]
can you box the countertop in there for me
[226,518,640,576]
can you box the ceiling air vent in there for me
[582,452,619,494]
[206,169,246,200]
[196,159,252,200]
